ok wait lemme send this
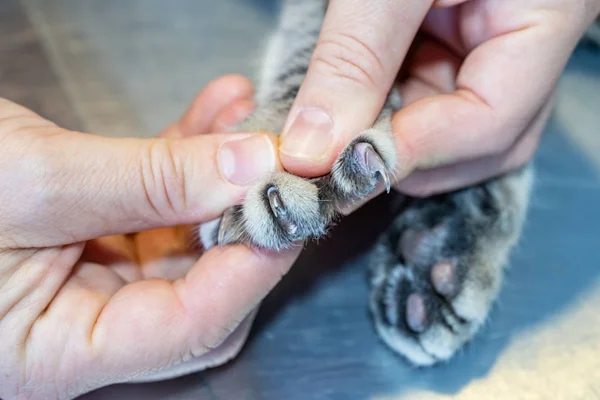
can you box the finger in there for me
[279,0,435,177]
[90,245,300,381]
[0,245,87,346]
[432,0,469,8]
[129,308,259,382]
[0,100,281,247]
[161,76,255,139]
[133,225,199,281]
[397,36,462,103]
[395,96,550,196]
[391,9,585,179]
[175,74,254,138]
[340,86,552,214]
[210,98,255,133]
[340,124,540,215]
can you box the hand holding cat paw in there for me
[0,75,299,399]
[279,0,600,204]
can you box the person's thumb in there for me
[278,0,434,177]
[0,99,279,248]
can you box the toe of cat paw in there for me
[332,137,394,202]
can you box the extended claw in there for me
[267,186,298,237]
[267,186,286,218]
[217,207,236,247]
[362,144,391,194]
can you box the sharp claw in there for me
[267,186,287,218]
[267,186,298,236]
[217,208,235,247]
[363,144,391,194]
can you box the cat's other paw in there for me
[368,176,530,365]
[369,229,493,366]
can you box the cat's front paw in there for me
[329,130,396,211]
[368,186,520,366]
[200,172,326,251]
[369,242,487,366]
[199,130,396,251]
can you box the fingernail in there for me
[280,108,335,160]
[218,135,276,185]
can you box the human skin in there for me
[277,0,600,201]
[0,75,300,399]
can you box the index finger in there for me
[279,0,435,176]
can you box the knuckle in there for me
[139,139,188,220]
[312,30,385,90]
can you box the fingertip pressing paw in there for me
[202,86,402,252]
[199,120,397,252]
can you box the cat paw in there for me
[199,131,396,251]
[368,185,521,366]
[329,131,396,207]
[221,172,326,250]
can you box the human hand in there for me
[277,0,600,201]
[0,75,300,399]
